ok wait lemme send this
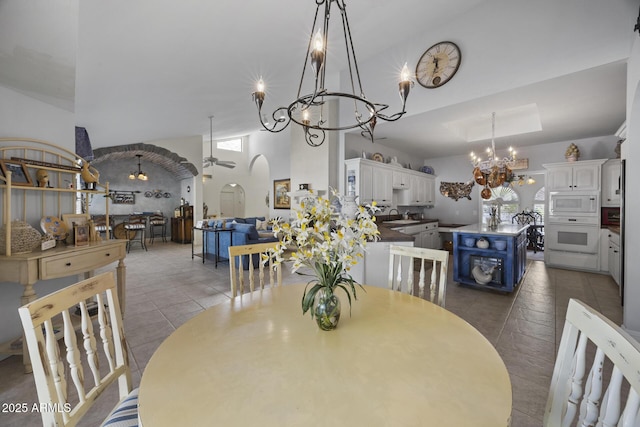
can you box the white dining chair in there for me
[18,271,138,427]
[544,298,640,426]
[388,245,449,307]
[228,241,282,297]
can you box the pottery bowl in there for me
[494,240,507,251]
[463,237,476,247]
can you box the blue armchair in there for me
[205,221,278,270]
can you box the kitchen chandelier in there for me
[251,0,413,147]
[470,112,517,199]
[129,154,148,181]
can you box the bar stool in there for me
[93,215,112,239]
[124,215,147,252]
[148,212,167,243]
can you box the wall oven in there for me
[546,216,599,254]
[548,192,598,217]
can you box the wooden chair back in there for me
[388,245,449,307]
[228,241,282,297]
[148,212,166,225]
[512,211,537,225]
[544,298,640,426]
[18,272,135,426]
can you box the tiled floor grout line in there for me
[494,260,533,346]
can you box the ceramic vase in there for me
[314,288,341,331]
[341,195,359,220]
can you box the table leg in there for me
[202,229,206,264]
[116,258,126,315]
[21,281,37,373]
[215,231,219,268]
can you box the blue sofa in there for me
[205,217,278,270]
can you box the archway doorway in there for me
[220,184,245,218]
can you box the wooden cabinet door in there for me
[372,167,392,205]
[360,163,374,205]
[602,160,621,206]
[572,164,599,191]
[547,167,573,191]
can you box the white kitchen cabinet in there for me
[345,158,435,208]
[424,176,435,206]
[599,228,610,273]
[608,231,621,287]
[417,222,439,249]
[401,174,435,206]
[544,159,605,192]
[602,159,621,207]
[372,167,393,205]
[392,170,410,190]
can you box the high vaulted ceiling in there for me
[0,0,633,161]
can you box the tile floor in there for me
[0,242,622,426]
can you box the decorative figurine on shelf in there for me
[35,169,49,188]
[565,143,580,162]
[80,160,100,190]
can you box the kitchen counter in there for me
[606,225,620,235]
[375,218,438,242]
[453,223,529,236]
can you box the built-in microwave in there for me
[549,192,599,217]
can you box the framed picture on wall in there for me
[0,159,33,186]
[273,178,291,209]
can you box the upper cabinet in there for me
[392,170,410,190]
[401,174,435,206]
[345,158,392,206]
[601,159,621,207]
[543,159,605,192]
[345,158,435,207]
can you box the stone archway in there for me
[92,143,198,179]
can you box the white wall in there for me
[622,30,640,338]
[246,127,292,219]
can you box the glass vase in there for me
[314,288,341,331]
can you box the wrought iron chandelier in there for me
[470,112,517,199]
[129,154,148,181]
[251,0,413,147]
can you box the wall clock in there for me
[415,41,461,89]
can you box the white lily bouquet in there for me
[267,189,380,330]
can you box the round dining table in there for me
[138,284,512,426]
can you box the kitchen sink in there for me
[382,219,420,225]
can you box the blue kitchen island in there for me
[453,223,528,293]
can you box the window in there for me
[217,138,242,152]
[481,185,520,224]
[533,187,545,224]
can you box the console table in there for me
[0,239,127,372]
[192,227,233,267]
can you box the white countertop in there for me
[452,223,529,236]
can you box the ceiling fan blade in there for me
[217,161,236,169]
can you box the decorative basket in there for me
[0,221,42,255]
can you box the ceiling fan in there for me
[203,115,236,169]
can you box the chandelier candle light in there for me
[470,112,517,199]
[252,0,413,147]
